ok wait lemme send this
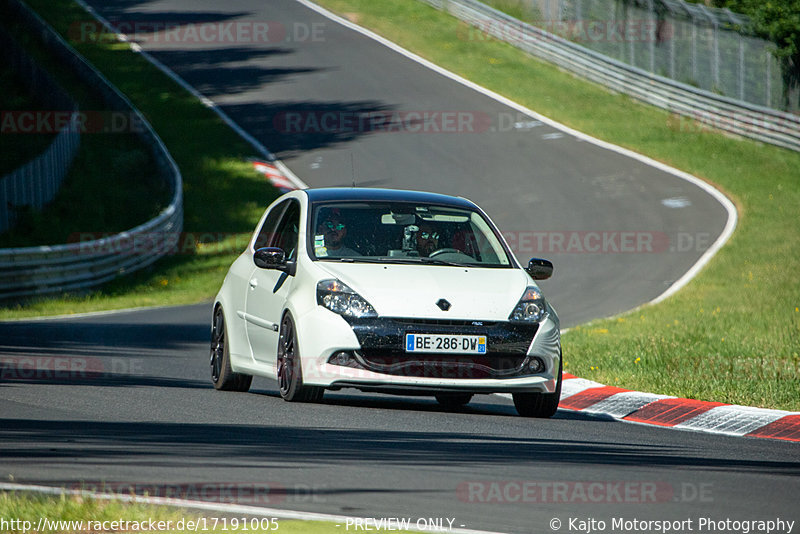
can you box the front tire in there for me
[512,357,562,418]
[210,307,252,392]
[277,313,324,402]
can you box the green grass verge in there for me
[3,0,798,409]
[0,0,280,317]
[0,7,168,247]
[308,0,800,410]
[0,492,340,533]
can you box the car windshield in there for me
[309,201,512,267]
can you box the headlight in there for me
[316,280,377,318]
[509,287,547,322]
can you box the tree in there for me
[715,0,800,109]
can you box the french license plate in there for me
[405,333,487,354]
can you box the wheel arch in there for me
[213,296,251,373]
[279,305,327,387]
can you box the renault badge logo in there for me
[436,299,451,311]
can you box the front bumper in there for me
[295,308,561,394]
[345,317,538,379]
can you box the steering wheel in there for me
[429,248,462,257]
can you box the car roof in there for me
[303,187,478,209]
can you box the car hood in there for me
[315,262,532,320]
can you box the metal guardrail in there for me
[0,0,183,300]
[420,0,800,151]
[0,25,82,233]
[507,0,792,112]
[0,113,81,234]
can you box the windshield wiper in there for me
[418,257,469,267]
[323,257,412,264]
[322,257,472,267]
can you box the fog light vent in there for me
[328,351,362,369]
[527,357,545,374]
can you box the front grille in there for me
[354,351,527,379]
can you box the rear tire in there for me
[277,313,324,402]
[513,357,562,418]
[210,307,252,392]
[435,393,473,408]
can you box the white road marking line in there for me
[661,197,692,208]
[0,483,503,534]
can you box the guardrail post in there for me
[766,57,771,109]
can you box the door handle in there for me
[249,278,258,289]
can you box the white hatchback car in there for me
[211,188,562,417]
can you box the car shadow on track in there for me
[1,417,799,475]
[252,387,581,420]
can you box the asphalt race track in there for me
[1,306,800,533]
[2,1,798,533]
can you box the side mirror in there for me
[254,247,296,276]
[526,258,553,280]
